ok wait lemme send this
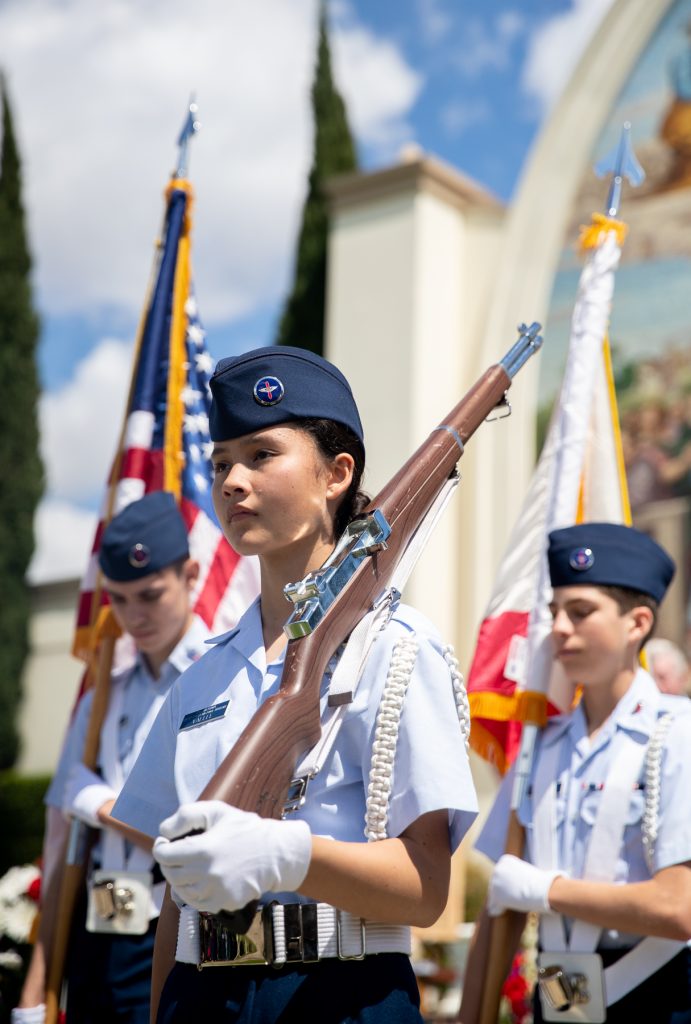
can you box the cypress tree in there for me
[276,0,358,354]
[0,74,43,768]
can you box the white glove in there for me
[11,1006,46,1024]
[62,762,116,829]
[153,800,312,914]
[488,854,565,917]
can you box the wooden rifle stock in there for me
[200,359,512,814]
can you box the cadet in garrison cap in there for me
[113,346,478,1023]
[15,492,211,1024]
[462,522,691,1024]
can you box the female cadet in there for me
[112,345,478,1023]
[460,522,691,1023]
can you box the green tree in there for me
[0,74,43,768]
[276,1,358,354]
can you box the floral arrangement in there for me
[0,865,41,1019]
[0,866,40,951]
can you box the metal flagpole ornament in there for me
[174,96,201,179]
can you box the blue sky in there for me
[0,0,612,580]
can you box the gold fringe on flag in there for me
[578,211,627,252]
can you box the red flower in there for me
[503,973,529,1002]
[26,877,41,903]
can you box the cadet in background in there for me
[15,492,209,1024]
[460,522,691,1024]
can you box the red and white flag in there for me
[467,214,632,773]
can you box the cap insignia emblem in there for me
[569,546,594,571]
[128,542,151,569]
[253,376,284,406]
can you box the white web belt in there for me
[175,902,411,966]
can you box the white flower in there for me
[0,949,24,970]
[0,864,40,944]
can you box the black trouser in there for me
[66,896,157,1024]
[533,947,690,1023]
[158,954,422,1024]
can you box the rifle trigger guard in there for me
[485,393,511,422]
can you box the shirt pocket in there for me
[579,787,645,827]
[516,787,568,831]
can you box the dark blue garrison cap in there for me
[547,522,675,604]
[209,346,364,445]
[99,492,189,582]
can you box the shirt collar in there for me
[542,706,581,748]
[205,597,267,675]
[167,615,210,674]
[130,614,210,683]
[614,669,661,736]
[541,668,661,748]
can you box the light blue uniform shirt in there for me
[113,598,478,863]
[47,616,210,812]
[477,670,691,945]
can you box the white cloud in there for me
[28,498,97,584]
[39,337,133,503]
[454,11,526,78]
[0,0,422,325]
[415,0,453,46]
[331,9,423,161]
[439,97,491,138]
[521,0,616,115]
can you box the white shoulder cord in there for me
[642,712,673,874]
[364,638,471,840]
[443,643,471,755]
[365,635,419,840]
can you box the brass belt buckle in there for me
[91,878,135,921]
[198,908,271,968]
[539,964,590,1011]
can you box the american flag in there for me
[73,177,259,664]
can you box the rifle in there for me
[198,323,543,930]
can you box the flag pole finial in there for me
[175,96,201,178]
[594,121,645,219]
